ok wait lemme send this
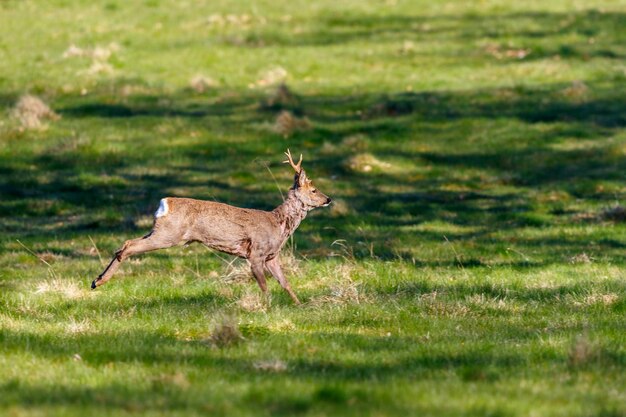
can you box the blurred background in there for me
[1,0,626,262]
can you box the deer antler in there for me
[283,149,303,174]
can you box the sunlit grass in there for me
[1,0,626,416]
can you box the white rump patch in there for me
[155,198,169,218]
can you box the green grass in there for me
[1,0,626,415]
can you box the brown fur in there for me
[92,151,331,304]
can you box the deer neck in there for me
[273,189,309,242]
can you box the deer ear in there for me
[297,169,308,187]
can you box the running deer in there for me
[91,150,331,304]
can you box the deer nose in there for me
[325,198,332,205]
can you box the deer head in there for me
[284,149,332,209]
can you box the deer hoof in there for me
[91,279,98,290]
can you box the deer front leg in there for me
[249,260,269,302]
[266,257,301,305]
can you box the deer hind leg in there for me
[92,231,179,289]
[265,257,301,305]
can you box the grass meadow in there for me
[1,0,626,415]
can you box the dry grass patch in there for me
[341,134,369,151]
[221,259,253,284]
[585,293,619,306]
[421,299,471,317]
[319,141,338,155]
[37,251,64,264]
[263,83,299,108]
[0,314,26,332]
[209,313,243,347]
[570,253,593,264]
[253,359,288,373]
[568,333,600,368]
[399,40,415,54]
[277,251,302,277]
[63,318,93,335]
[327,277,363,304]
[11,95,59,130]
[64,43,119,76]
[345,153,392,173]
[268,318,296,332]
[207,13,263,27]
[152,372,191,390]
[272,110,311,137]
[252,66,288,88]
[483,43,530,60]
[572,211,597,222]
[190,75,218,93]
[62,43,120,60]
[410,291,474,318]
[33,278,87,300]
[214,283,235,299]
[329,199,351,217]
[567,292,619,307]
[308,264,370,306]
[84,61,114,75]
[559,80,590,103]
[237,290,266,312]
[465,294,509,310]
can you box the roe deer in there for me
[91,150,331,304]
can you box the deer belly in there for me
[202,238,252,258]
[190,220,249,257]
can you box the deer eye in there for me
[312,189,317,193]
